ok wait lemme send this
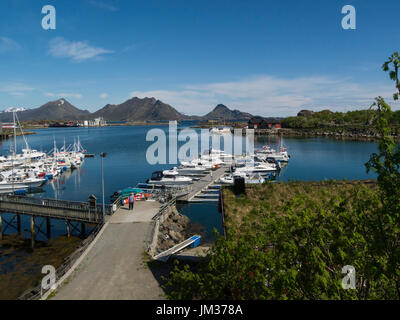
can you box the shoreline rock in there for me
[156,206,191,252]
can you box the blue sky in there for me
[0,0,399,116]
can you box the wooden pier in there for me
[176,166,227,202]
[0,194,119,248]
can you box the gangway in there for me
[153,235,201,262]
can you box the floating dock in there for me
[176,166,227,203]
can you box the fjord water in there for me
[0,124,377,241]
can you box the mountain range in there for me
[0,99,90,122]
[0,97,255,122]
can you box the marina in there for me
[0,124,378,239]
[0,0,398,303]
[0,119,290,298]
[0,123,379,299]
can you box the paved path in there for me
[52,201,165,300]
[110,200,161,223]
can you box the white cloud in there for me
[99,93,109,99]
[45,92,83,99]
[48,37,113,62]
[131,75,400,116]
[0,37,20,53]
[0,83,34,96]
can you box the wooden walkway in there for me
[0,194,109,223]
[177,167,227,202]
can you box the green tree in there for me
[382,52,400,100]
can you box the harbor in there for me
[0,115,288,299]
[0,123,379,300]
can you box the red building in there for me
[1,122,17,129]
[248,117,281,129]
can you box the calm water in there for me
[0,124,377,241]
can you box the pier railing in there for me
[0,195,110,223]
[152,197,176,221]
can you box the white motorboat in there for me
[0,186,29,194]
[255,145,290,162]
[177,163,208,175]
[147,169,193,186]
[210,127,232,135]
[181,158,222,170]
[234,162,278,175]
[0,171,46,188]
[201,148,234,164]
[220,172,266,185]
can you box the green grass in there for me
[222,180,378,235]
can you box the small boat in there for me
[210,127,232,135]
[112,187,144,199]
[146,169,193,186]
[234,162,278,175]
[0,183,29,193]
[255,145,290,162]
[220,172,267,185]
[177,163,208,175]
[0,171,46,188]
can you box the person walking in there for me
[129,193,135,210]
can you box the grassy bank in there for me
[222,180,378,236]
[163,179,391,299]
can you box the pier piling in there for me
[46,217,51,239]
[30,216,35,249]
[81,223,86,237]
[0,214,2,241]
[66,220,70,238]
[17,215,21,235]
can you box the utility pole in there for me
[100,152,107,218]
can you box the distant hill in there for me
[0,98,257,123]
[0,99,91,122]
[93,97,188,121]
[203,104,253,121]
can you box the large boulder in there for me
[169,230,182,242]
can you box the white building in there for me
[88,117,106,127]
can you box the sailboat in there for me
[0,111,46,193]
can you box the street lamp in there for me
[100,152,107,217]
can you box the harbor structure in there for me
[88,117,106,127]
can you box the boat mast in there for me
[13,111,17,157]
[54,138,57,162]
